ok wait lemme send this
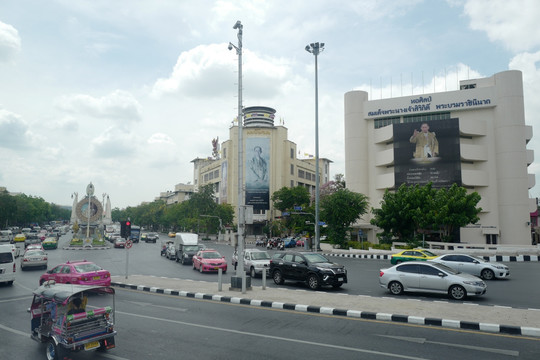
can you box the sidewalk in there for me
[111,274,540,338]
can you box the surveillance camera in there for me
[228,43,233,51]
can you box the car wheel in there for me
[273,270,284,285]
[46,340,64,360]
[481,268,495,280]
[389,281,404,295]
[250,267,256,278]
[39,279,45,285]
[307,274,320,290]
[7,280,13,286]
[395,260,402,264]
[449,285,467,300]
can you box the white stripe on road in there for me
[117,310,430,360]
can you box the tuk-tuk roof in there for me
[33,283,115,305]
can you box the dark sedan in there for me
[270,251,347,290]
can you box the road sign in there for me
[282,212,290,216]
[293,206,302,211]
[125,239,133,249]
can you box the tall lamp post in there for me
[229,20,247,292]
[305,42,324,251]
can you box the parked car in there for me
[390,249,438,265]
[0,245,16,285]
[270,251,347,290]
[39,260,111,286]
[232,249,271,277]
[192,249,227,273]
[379,261,487,300]
[114,237,126,248]
[430,254,509,280]
[146,232,159,243]
[42,237,58,250]
[20,249,48,270]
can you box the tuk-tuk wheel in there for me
[46,340,64,360]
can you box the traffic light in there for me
[120,220,132,238]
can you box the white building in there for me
[344,70,535,245]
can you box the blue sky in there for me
[1,0,539,208]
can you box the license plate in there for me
[214,267,219,270]
[84,341,100,350]
[93,276,101,280]
[338,277,344,281]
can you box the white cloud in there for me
[55,90,142,125]
[148,133,175,145]
[0,109,30,149]
[464,0,540,52]
[0,21,21,63]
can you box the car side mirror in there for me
[438,272,446,277]
[473,260,479,264]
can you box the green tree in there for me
[320,189,369,247]
[271,186,310,212]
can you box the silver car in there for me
[379,261,487,300]
[430,254,509,280]
[232,249,271,278]
[20,249,48,270]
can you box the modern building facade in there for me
[344,70,535,245]
[193,106,331,235]
[155,183,195,205]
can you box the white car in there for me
[20,249,48,270]
[430,254,509,280]
[379,261,487,300]
[232,249,271,278]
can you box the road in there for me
[1,232,539,359]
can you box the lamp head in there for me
[305,45,311,53]
[228,43,233,51]
[233,20,242,29]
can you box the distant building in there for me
[155,183,195,205]
[192,106,332,235]
[344,70,535,245]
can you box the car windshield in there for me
[202,252,221,259]
[430,262,459,275]
[184,245,199,252]
[250,252,270,260]
[74,263,102,273]
[303,253,329,264]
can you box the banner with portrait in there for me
[393,118,461,188]
[245,137,270,210]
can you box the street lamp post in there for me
[229,20,248,292]
[305,42,324,251]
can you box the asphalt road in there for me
[2,232,540,359]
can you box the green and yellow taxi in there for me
[42,237,58,250]
[390,249,437,265]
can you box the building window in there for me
[214,169,219,178]
[223,148,227,158]
[290,164,294,175]
[374,117,400,129]
[460,84,476,90]
[291,180,294,187]
[298,169,305,179]
[403,112,450,124]
[204,173,209,182]
[290,148,294,159]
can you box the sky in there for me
[1,0,540,209]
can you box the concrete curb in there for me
[322,253,540,262]
[111,281,540,338]
[62,246,110,250]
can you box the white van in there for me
[0,244,16,285]
[0,230,13,243]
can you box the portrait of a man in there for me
[409,122,439,158]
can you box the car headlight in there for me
[316,267,334,273]
[494,265,507,270]
[463,281,485,286]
